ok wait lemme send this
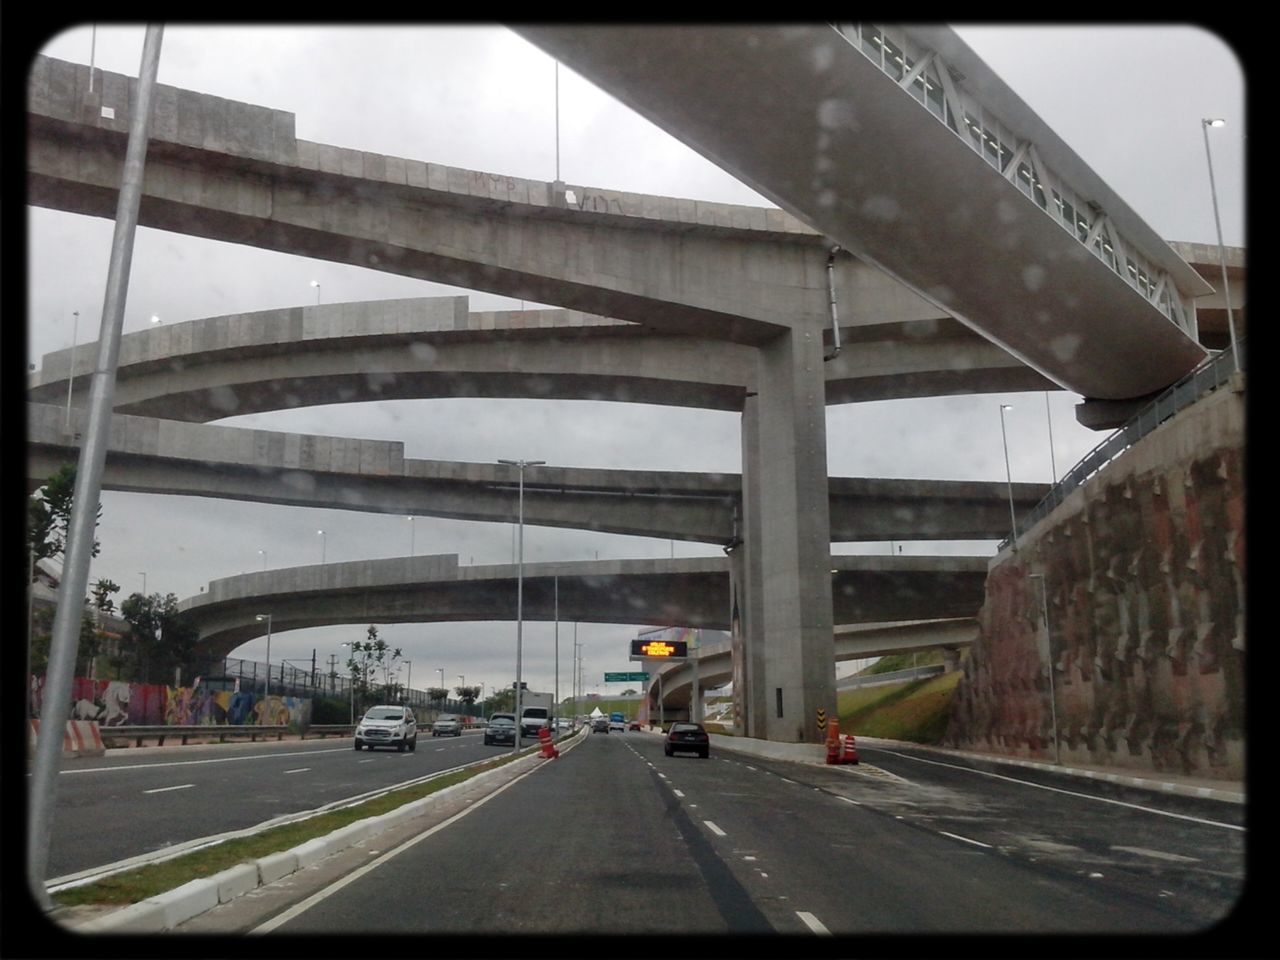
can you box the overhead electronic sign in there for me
[630,639,688,658]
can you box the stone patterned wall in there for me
[945,382,1245,780]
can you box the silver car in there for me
[354,705,417,752]
[432,715,462,737]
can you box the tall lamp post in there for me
[310,279,321,305]
[1200,118,1241,371]
[498,457,544,751]
[255,614,272,698]
[317,529,326,563]
[64,310,80,433]
[999,404,1018,551]
[1028,574,1059,764]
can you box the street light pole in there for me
[310,279,321,305]
[255,614,272,699]
[317,529,326,564]
[1029,574,1059,764]
[498,458,544,751]
[1200,118,1241,371]
[999,404,1018,551]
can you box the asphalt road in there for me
[249,731,1242,937]
[41,731,514,880]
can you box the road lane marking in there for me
[796,911,831,935]
[778,777,795,784]
[358,759,375,764]
[1112,845,1200,863]
[142,784,194,794]
[704,821,727,836]
[876,749,1243,831]
[939,831,992,849]
[283,768,311,775]
[673,789,685,797]
[836,796,861,806]
[61,746,353,775]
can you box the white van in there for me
[519,706,550,738]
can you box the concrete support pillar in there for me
[942,646,961,673]
[740,327,836,742]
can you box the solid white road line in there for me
[703,820,727,837]
[62,746,352,775]
[283,768,311,775]
[142,784,194,794]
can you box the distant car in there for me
[354,705,417,752]
[664,721,710,759]
[483,713,517,746]
[628,721,642,731]
[432,715,462,737]
[555,717,572,730]
[608,712,626,732]
[591,717,609,733]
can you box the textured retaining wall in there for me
[946,376,1245,780]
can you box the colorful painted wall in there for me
[945,379,1245,780]
[30,676,311,731]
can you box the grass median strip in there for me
[53,749,532,908]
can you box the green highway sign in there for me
[604,672,650,683]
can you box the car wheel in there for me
[664,746,672,756]
[408,737,417,752]
[353,740,362,751]
[700,750,709,759]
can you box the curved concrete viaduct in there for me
[28,298,1052,422]
[178,553,988,663]
[27,401,1049,545]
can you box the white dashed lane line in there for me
[283,768,311,774]
[939,831,993,849]
[142,783,194,794]
[703,820,727,837]
[796,911,831,935]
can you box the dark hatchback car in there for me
[483,713,517,746]
[664,722,710,758]
[591,717,609,733]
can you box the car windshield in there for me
[26,24,1244,942]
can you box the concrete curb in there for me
[66,752,542,933]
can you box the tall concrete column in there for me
[740,326,836,742]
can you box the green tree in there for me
[119,592,198,685]
[426,686,450,708]
[346,625,402,711]
[454,685,481,706]
[27,465,101,574]
[90,578,120,615]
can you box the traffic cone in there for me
[841,733,859,764]
[538,725,559,759]
[825,718,840,765]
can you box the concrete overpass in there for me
[27,401,1048,545]
[646,617,979,717]
[517,25,1211,402]
[26,35,1216,742]
[179,554,988,662]
[28,297,1053,421]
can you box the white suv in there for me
[354,705,417,752]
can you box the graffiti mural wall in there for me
[945,384,1245,780]
[30,676,310,732]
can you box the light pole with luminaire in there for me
[258,549,267,571]
[458,674,466,714]
[407,515,416,556]
[1028,574,1059,764]
[138,572,147,596]
[999,404,1018,551]
[498,458,544,750]
[255,614,272,698]
[310,279,321,305]
[318,529,326,563]
[1200,118,1241,371]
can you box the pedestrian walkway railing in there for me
[1000,338,1245,552]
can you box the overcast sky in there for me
[24,24,1245,700]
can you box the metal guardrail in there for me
[301,724,355,738]
[1000,339,1245,552]
[100,725,290,746]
